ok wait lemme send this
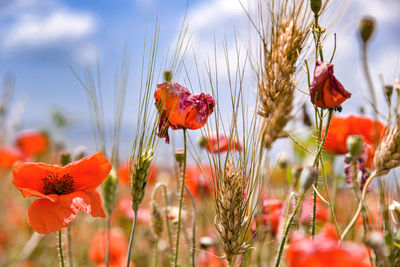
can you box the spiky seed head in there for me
[102,168,118,216]
[130,149,154,212]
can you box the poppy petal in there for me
[67,151,112,191]
[12,161,61,201]
[27,190,106,234]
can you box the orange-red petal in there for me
[12,161,61,202]
[0,146,27,169]
[66,151,112,191]
[15,130,49,156]
[27,190,105,234]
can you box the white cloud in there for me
[3,9,97,49]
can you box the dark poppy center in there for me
[42,173,74,195]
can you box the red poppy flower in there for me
[300,195,329,224]
[114,196,151,224]
[198,247,223,267]
[15,130,49,156]
[323,115,386,168]
[184,165,213,198]
[0,146,27,169]
[117,161,157,186]
[89,228,132,267]
[154,82,214,143]
[199,135,242,153]
[12,151,111,234]
[252,197,283,236]
[310,60,351,108]
[286,224,372,267]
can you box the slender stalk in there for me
[173,128,187,266]
[153,240,159,267]
[184,184,196,267]
[126,211,138,267]
[341,170,378,240]
[274,194,305,267]
[106,216,111,267]
[67,226,73,267]
[58,230,65,267]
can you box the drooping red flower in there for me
[154,82,214,143]
[300,195,329,224]
[199,135,242,153]
[310,60,351,108]
[323,115,386,168]
[0,146,27,169]
[286,224,372,267]
[89,228,132,267]
[15,130,49,156]
[117,161,157,186]
[12,151,111,234]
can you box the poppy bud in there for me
[73,145,87,160]
[359,16,375,44]
[346,135,364,160]
[365,231,388,261]
[385,84,393,104]
[278,153,289,169]
[60,152,71,166]
[310,0,322,15]
[199,236,215,249]
[102,169,118,216]
[163,70,172,82]
[299,166,318,194]
[174,149,185,164]
[389,200,400,225]
[150,200,163,238]
[198,136,207,148]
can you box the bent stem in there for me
[173,128,188,266]
[126,211,138,267]
[58,230,65,267]
[274,193,305,267]
[341,170,378,240]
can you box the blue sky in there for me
[0,0,399,161]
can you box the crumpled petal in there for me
[27,190,105,234]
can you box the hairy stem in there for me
[58,230,65,267]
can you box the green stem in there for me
[67,226,73,267]
[106,216,110,267]
[153,240,159,267]
[184,184,196,267]
[58,230,65,267]
[126,211,138,267]
[274,194,305,267]
[173,128,187,266]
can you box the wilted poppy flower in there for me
[310,60,351,108]
[16,130,49,156]
[12,151,111,234]
[117,161,157,186]
[0,146,27,169]
[198,135,242,153]
[300,195,329,224]
[154,82,214,143]
[323,115,385,168]
[286,224,372,267]
[89,228,132,267]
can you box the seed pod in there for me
[359,16,375,43]
[310,0,322,15]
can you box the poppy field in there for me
[0,0,400,266]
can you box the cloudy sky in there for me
[0,0,399,159]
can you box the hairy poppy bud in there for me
[385,84,393,104]
[299,166,318,194]
[346,135,364,160]
[359,16,375,44]
[199,236,215,249]
[60,152,71,166]
[174,149,185,164]
[310,0,322,15]
[102,168,118,216]
[150,200,163,238]
[389,200,400,225]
